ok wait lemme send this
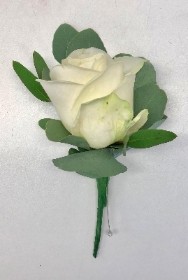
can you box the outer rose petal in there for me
[114,56,145,75]
[50,64,99,84]
[77,93,133,149]
[115,74,135,107]
[73,62,125,113]
[126,109,149,135]
[64,47,112,71]
[37,80,84,133]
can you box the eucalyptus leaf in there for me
[128,129,177,148]
[52,23,78,62]
[134,83,167,128]
[134,61,156,89]
[66,28,106,56]
[45,120,70,142]
[39,118,90,149]
[61,135,90,150]
[53,149,127,178]
[33,51,49,79]
[13,61,50,102]
[38,118,52,130]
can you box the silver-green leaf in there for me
[134,83,167,129]
[38,118,52,130]
[66,28,106,56]
[45,119,70,142]
[61,135,90,150]
[53,149,127,178]
[134,61,156,89]
[52,23,78,62]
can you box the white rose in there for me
[38,48,148,149]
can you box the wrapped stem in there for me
[93,177,109,258]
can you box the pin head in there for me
[107,230,113,237]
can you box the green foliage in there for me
[39,118,90,149]
[134,60,167,129]
[62,136,90,149]
[134,61,156,89]
[38,118,52,129]
[52,23,78,62]
[53,149,127,178]
[134,83,167,129]
[13,61,50,102]
[128,129,177,148]
[52,24,106,62]
[45,119,70,141]
[33,51,49,79]
[66,28,106,56]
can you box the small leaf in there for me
[40,118,90,149]
[52,23,78,62]
[45,120,70,141]
[53,149,127,178]
[66,28,106,56]
[134,61,156,89]
[13,61,50,102]
[61,135,90,150]
[128,129,177,148]
[33,51,49,79]
[38,118,52,130]
[113,53,132,58]
[134,83,167,128]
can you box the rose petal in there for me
[50,64,99,84]
[115,74,135,107]
[76,93,133,149]
[38,80,84,133]
[126,109,149,135]
[114,56,145,75]
[73,62,125,113]
[64,47,112,71]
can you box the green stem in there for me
[93,177,109,258]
